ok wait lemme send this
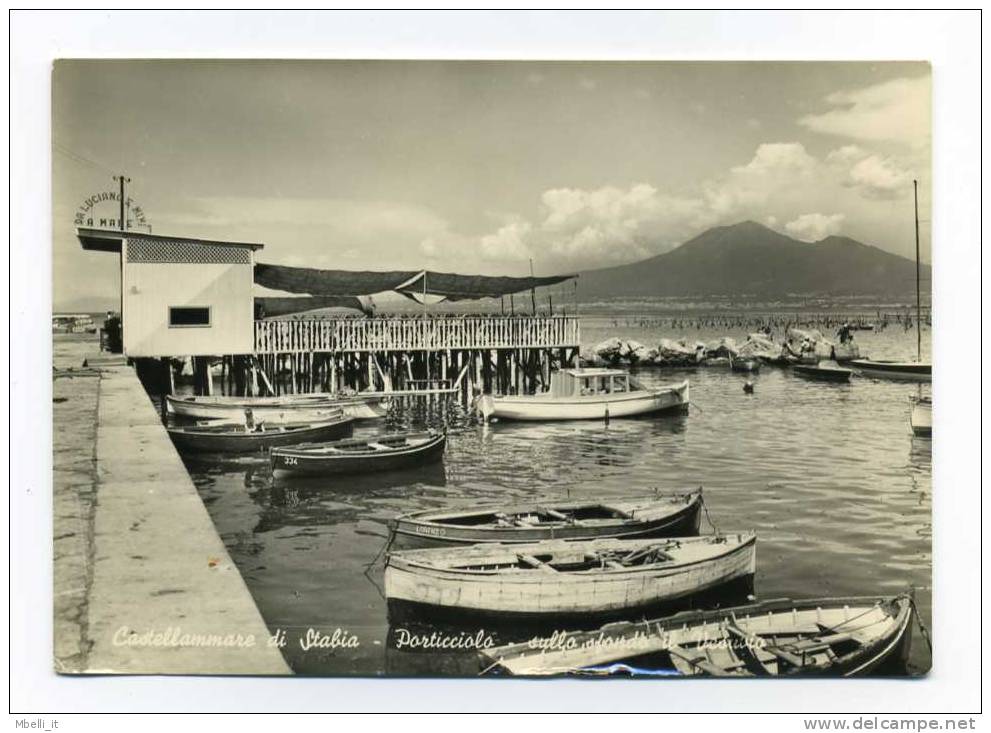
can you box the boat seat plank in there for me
[667,644,736,677]
[725,623,806,669]
[788,632,855,654]
[536,511,585,526]
[622,546,672,565]
[517,554,557,572]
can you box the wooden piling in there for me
[180,315,579,408]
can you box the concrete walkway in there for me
[54,343,290,675]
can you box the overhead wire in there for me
[53,141,117,177]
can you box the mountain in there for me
[577,221,929,299]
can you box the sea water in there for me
[184,318,932,676]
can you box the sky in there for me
[52,60,931,308]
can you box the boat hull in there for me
[271,432,446,475]
[166,394,387,422]
[481,381,689,422]
[793,365,852,382]
[167,417,355,454]
[390,492,703,549]
[849,360,931,382]
[910,400,932,437]
[479,594,914,677]
[731,360,760,373]
[385,533,755,619]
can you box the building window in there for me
[168,306,211,328]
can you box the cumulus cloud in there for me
[826,145,914,199]
[731,143,816,177]
[466,135,931,268]
[847,156,913,200]
[799,75,930,146]
[785,213,846,242]
[469,140,912,268]
[479,219,532,261]
[702,142,818,218]
[533,184,708,264]
[825,144,868,166]
[172,137,924,276]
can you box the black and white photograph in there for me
[10,8,983,719]
[51,56,934,679]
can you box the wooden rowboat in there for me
[389,489,704,549]
[479,594,914,677]
[793,363,853,382]
[910,396,932,437]
[849,359,931,382]
[165,393,388,422]
[385,532,756,619]
[166,415,354,454]
[477,369,689,422]
[270,431,446,475]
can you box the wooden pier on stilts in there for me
[141,315,582,417]
[76,226,581,418]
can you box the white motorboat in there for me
[476,368,689,422]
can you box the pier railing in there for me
[254,316,580,354]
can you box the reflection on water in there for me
[187,324,932,677]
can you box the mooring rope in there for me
[700,493,719,534]
[908,596,934,654]
[361,530,394,601]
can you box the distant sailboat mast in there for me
[846,180,930,382]
[914,179,922,362]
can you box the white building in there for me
[77,228,264,358]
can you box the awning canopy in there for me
[254,264,576,302]
[255,296,370,317]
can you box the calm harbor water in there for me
[184,318,932,676]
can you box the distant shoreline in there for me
[53,298,932,321]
